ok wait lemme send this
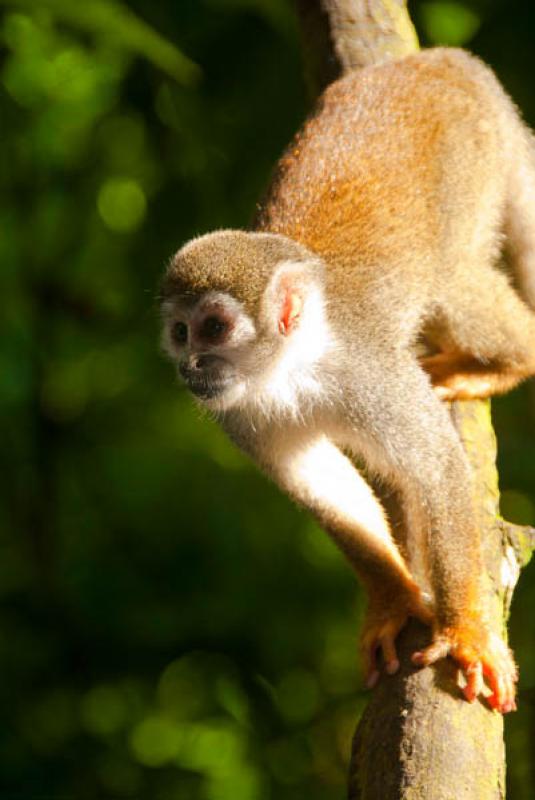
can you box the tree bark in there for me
[296,0,418,93]
[293,2,535,798]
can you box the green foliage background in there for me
[1,1,534,797]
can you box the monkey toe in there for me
[462,661,484,703]
[481,640,518,713]
[411,637,450,667]
[413,626,518,713]
[486,671,517,714]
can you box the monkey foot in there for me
[421,352,521,400]
[412,624,518,713]
[362,588,433,689]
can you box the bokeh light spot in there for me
[175,723,244,775]
[157,655,213,720]
[276,669,321,724]
[80,684,127,736]
[419,2,480,46]
[97,178,146,232]
[130,716,183,767]
[205,765,266,800]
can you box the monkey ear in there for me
[278,288,303,335]
[264,260,312,337]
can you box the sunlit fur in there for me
[274,432,410,572]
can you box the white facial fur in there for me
[161,291,256,360]
[210,262,335,418]
[249,271,334,419]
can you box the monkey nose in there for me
[195,354,221,370]
[179,354,221,378]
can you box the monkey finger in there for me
[487,673,516,714]
[379,633,400,675]
[486,672,507,712]
[366,669,380,689]
[487,671,516,713]
[486,650,519,685]
[481,654,517,713]
[412,638,450,667]
[462,662,483,703]
[499,686,517,714]
[363,640,380,688]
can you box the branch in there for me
[296,0,418,93]
[293,3,534,798]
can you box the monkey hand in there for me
[412,620,518,713]
[362,584,433,689]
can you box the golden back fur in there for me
[255,48,527,320]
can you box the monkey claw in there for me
[412,626,518,713]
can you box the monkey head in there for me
[160,229,331,415]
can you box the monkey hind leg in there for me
[423,269,535,401]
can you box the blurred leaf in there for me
[0,0,200,83]
[419,1,480,45]
[97,177,147,233]
[80,684,128,736]
[275,669,321,724]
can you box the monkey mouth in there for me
[189,379,229,399]
[184,371,236,400]
[179,355,237,400]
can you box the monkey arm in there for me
[248,427,433,682]
[339,351,518,711]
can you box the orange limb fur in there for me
[421,351,530,400]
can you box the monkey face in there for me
[161,280,334,420]
[160,231,331,417]
[161,290,258,407]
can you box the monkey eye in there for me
[200,315,228,342]
[171,321,188,345]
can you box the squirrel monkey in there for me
[161,49,535,714]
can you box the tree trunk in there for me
[296,0,418,93]
[293,3,535,798]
